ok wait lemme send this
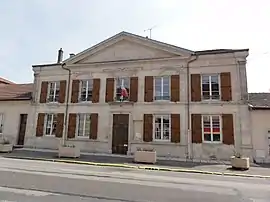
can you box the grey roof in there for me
[248,93,270,109]
[195,49,249,55]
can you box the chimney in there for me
[69,53,75,58]
[57,48,63,63]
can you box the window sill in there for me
[108,101,134,105]
[202,141,223,145]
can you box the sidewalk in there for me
[1,148,270,178]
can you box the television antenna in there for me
[144,25,157,39]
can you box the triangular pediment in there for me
[64,32,193,64]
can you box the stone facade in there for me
[23,32,253,161]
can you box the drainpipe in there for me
[61,63,71,146]
[186,53,198,159]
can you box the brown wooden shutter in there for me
[71,80,80,103]
[130,77,138,102]
[222,114,234,145]
[36,113,45,137]
[90,113,98,139]
[143,114,153,142]
[191,74,201,102]
[92,79,100,103]
[59,80,66,103]
[105,78,114,102]
[67,113,76,138]
[171,114,180,143]
[220,72,232,101]
[55,113,64,138]
[171,75,180,102]
[39,82,48,103]
[191,114,202,143]
[144,76,153,102]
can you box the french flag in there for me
[120,86,128,99]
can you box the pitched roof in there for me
[248,93,270,109]
[0,77,15,84]
[0,83,33,101]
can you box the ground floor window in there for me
[153,114,170,141]
[76,114,91,137]
[202,115,222,143]
[44,114,57,136]
[0,114,3,134]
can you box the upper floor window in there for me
[44,114,57,136]
[202,115,221,143]
[154,76,170,101]
[79,80,93,102]
[0,114,3,134]
[47,82,60,102]
[201,74,220,100]
[76,114,91,137]
[115,77,130,101]
[153,114,170,141]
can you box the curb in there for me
[3,155,270,179]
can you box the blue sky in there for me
[0,0,269,92]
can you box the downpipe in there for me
[186,54,198,160]
[61,63,71,146]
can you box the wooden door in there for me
[112,114,129,155]
[17,114,28,146]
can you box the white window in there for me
[44,114,57,136]
[154,76,170,101]
[115,77,130,101]
[202,115,222,143]
[79,80,93,102]
[47,82,60,102]
[201,74,220,100]
[0,114,3,134]
[76,114,91,137]
[153,115,171,141]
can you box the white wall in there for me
[0,101,33,145]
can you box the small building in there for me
[0,83,33,146]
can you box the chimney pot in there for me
[57,48,63,63]
[69,53,75,58]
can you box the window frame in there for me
[114,77,130,102]
[201,115,222,143]
[79,79,93,102]
[47,81,60,103]
[153,76,171,101]
[76,113,91,138]
[152,114,171,141]
[201,74,221,101]
[44,113,57,136]
[0,113,4,135]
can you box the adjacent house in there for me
[24,31,252,160]
[0,83,33,146]
[248,93,270,163]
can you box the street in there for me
[0,158,269,201]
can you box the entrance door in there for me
[17,114,28,146]
[112,114,129,155]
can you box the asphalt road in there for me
[0,158,269,202]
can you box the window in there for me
[0,114,3,134]
[154,76,170,101]
[115,77,130,101]
[153,115,170,141]
[201,74,220,100]
[202,115,221,143]
[44,114,57,136]
[47,82,60,102]
[76,114,91,137]
[79,80,93,102]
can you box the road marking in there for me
[0,186,59,197]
